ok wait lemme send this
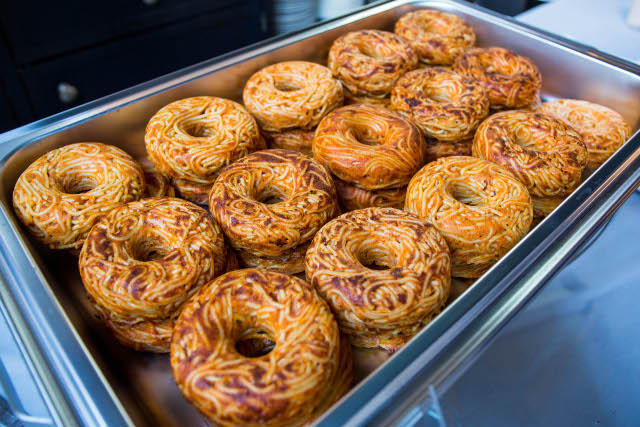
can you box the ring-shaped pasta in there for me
[170,268,352,426]
[243,61,343,132]
[405,156,533,278]
[305,207,451,351]
[390,67,489,141]
[313,104,427,190]
[537,99,632,169]
[13,142,145,251]
[142,165,175,198]
[394,10,475,65]
[425,137,472,163]
[453,47,542,109]
[145,96,263,203]
[262,128,315,157]
[473,110,588,198]
[334,178,406,211]
[235,242,310,274]
[328,30,418,101]
[209,149,339,257]
[79,198,227,352]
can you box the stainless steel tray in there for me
[0,1,639,426]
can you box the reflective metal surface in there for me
[0,1,638,426]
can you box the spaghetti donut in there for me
[313,104,427,190]
[170,268,352,426]
[328,30,418,104]
[425,138,472,163]
[142,165,174,198]
[390,67,489,141]
[243,61,343,132]
[209,149,339,258]
[13,143,145,251]
[531,195,564,218]
[538,99,632,169]
[305,207,451,351]
[79,198,226,352]
[453,47,542,109]
[473,111,588,206]
[335,178,406,212]
[145,96,262,204]
[235,242,309,274]
[405,156,533,278]
[262,128,315,157]
[394,10,475,65]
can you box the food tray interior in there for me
[0,1,639,425]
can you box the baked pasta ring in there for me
[328,30,418,101]
[79,197,226,352]
[13,142,145,252]
[170,178,211,206]
[210,149,339,257]
[305,207,451,351]
[394,10,475,65]
[170,268,353,426]
[145,96,262,203]
[262,128,315,157]
[235,242,309,274]
[390,67,489,141]
[335,178,406,212]
[313,104,427,190]
[538,99,632,169]
[453,47,542,109]
[532,195,564,218]
[473,111,588,199]
[243,61,343,132]
[143,165,175,198]
[425,138,472,163]
[405,156,533,278]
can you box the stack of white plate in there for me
[273,0,318,34]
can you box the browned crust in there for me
[334,177,406,212]
[313,104,427,190]
[473,110,588,198]
[405,156,533,278]
[425,137,473,163]
[394,9,476,65]
[453,47,542,109]
[234,242,309,274]
[262,128,315,157]
[390,67,489,141]
[143,166,175,198]
[243,61,344,132]
[170,268,352,425]
[171,178,212,205]
[79,197,227,352]
[328,30,418,99]
[210,149,340,257]
[12,142,145,251]
[305,207,451,351]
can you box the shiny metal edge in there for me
[0,0,638,426]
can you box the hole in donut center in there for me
[357,43,386,59]
[183,122,215,138]
[131,238,170,262]
[357,247,396,271]
[449,182,484,206]
[351,126,383,146]
[235,330,275,358]
[59,175,98,194]
[255,186,289,205]
[273,76,303,92]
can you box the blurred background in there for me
[0,0,547,134]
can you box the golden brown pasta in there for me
[243,61,343,132]
[313,104,427,190]
[145,96,262,204]
[235,242,309,274]
[531,195,564,218]
[328,30,418,102]
[79,198,226,352]
[405,156,533,278]
[390,67,489,141]
[538,99,632,169]
[305,207,451,351]
[143,165,175,198]
[394,10,475,65]
[262,128,315,157]
[170,268,352,426]
[425,137,473,163]
[170,178,211,206]
[210,149,339,257]
[334,178,406,211]
[453,47,542,109]
[473,111,588,202]
[13,142,145,252]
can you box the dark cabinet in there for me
[0,0,272,133]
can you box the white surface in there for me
[518,0,640,64]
